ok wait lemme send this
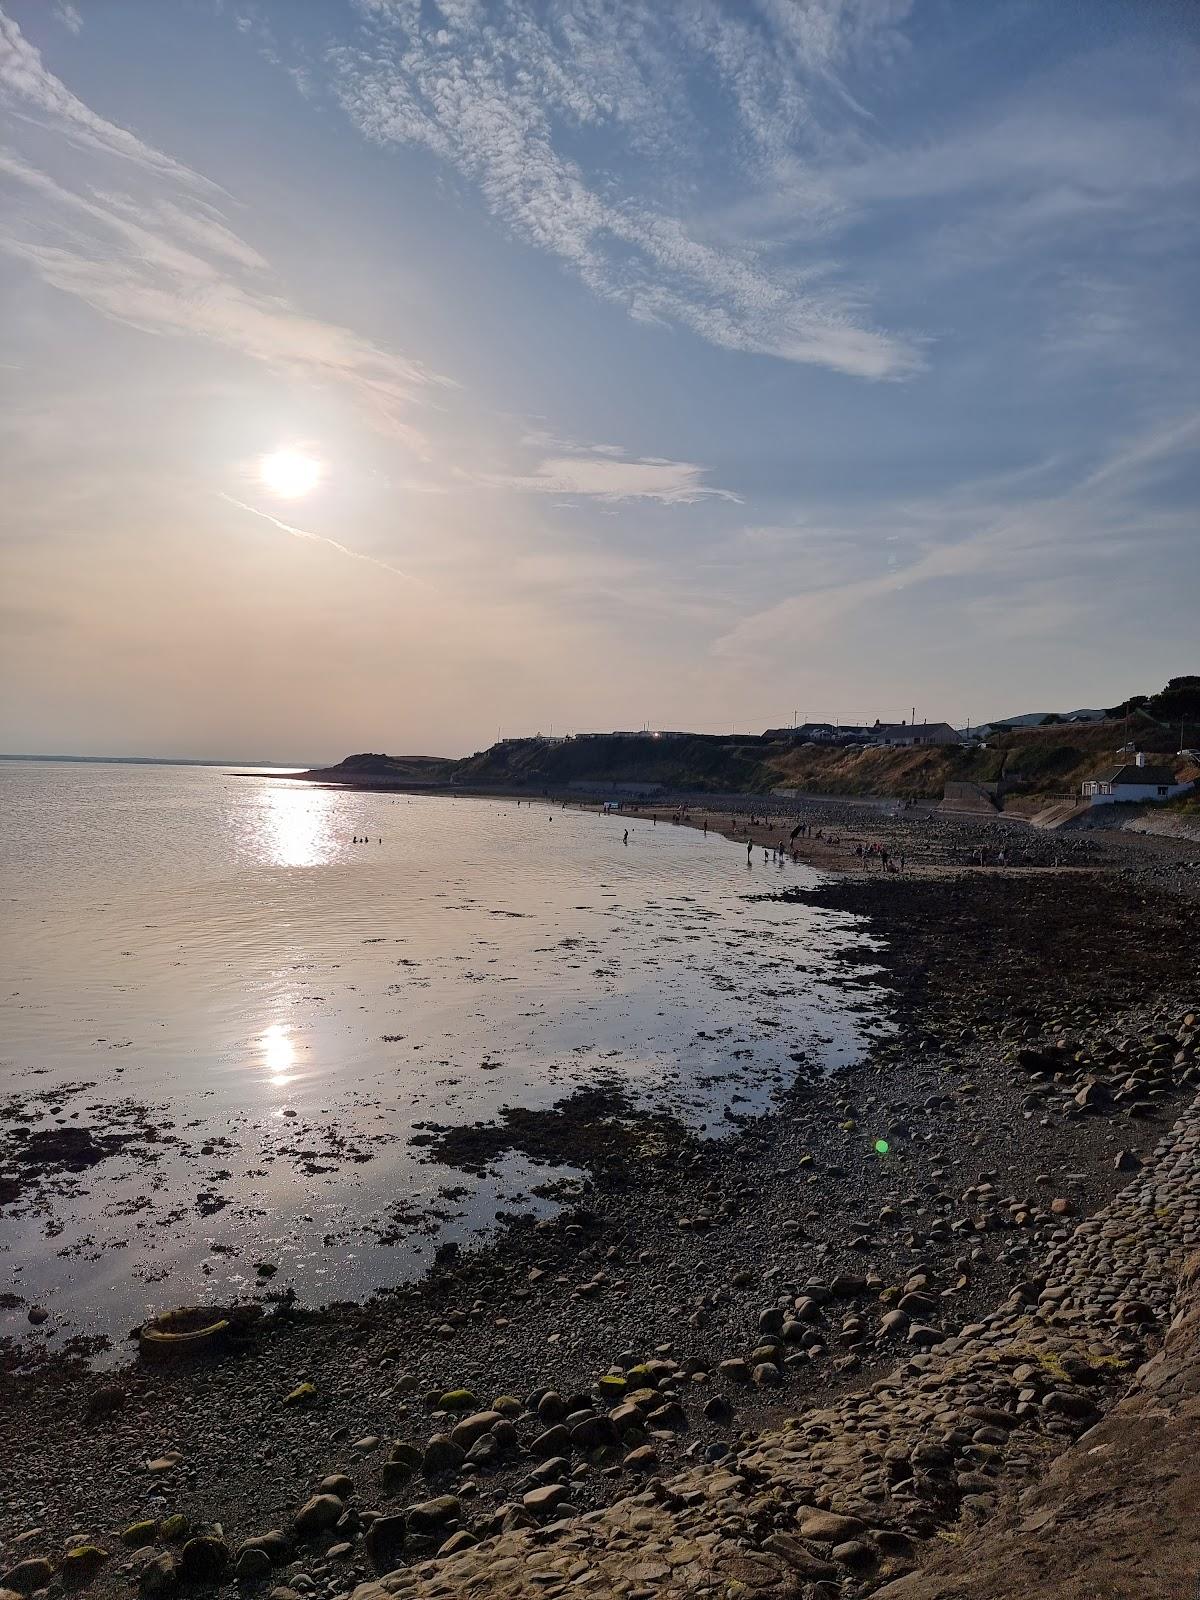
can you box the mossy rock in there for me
[159,1516,189,1543]
[63,1546,109,1585]
[122,1523,159,1549]
[595,1375,628,1399]
[437,1389,478,1412]
[283,1382,317,1407]
[491,1395,522,1417]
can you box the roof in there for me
[1093,764,1178,786]
[873,721,958,738]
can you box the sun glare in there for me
[259,448,322,498]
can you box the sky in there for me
[0,0,1197,761]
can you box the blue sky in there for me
[0,0,1196,758]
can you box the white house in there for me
[1081,753,1192,805]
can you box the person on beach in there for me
[623,829,629,845]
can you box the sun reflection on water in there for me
[260,1022,297,1085]
[258,784,336,867]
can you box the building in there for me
[1081,753,1192,805]
[870,720,961,748]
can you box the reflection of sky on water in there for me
[0,762,888,1351]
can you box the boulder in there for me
[404,1497,460,1536]
[448,1410,502,1449]
[797,1509,866,1544]
[2,1561,54,1596]
[137,1555,178,1598]
[179,1535,229,1583]
[421,1434,465,1476]
[294,1495,345,1540]
[363,1515,407,1575]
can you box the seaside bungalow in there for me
[764,723,838,742]
[1080,753,1193,805]
[870,720,961,748]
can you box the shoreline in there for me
[2,828,1199,1597]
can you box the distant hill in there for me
[302,676,1198,805]
[299,752,457,787]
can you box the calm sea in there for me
[0,761,882,1351]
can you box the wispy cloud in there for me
[0,7,445,453]
[715,410,1200,657]
[329,0,919,379]
[480,436,738,504]
[0,8,213,186]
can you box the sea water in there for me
[0,761,884,1348]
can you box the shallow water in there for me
[0,761,885,1351]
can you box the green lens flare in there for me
[874,1138,889,1154]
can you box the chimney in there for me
[1136,751,1146,768]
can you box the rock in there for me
[436,1389,478,1412]
[84,1385,125,1421]
[437,1531,478,1556]
[159,1518,188,1544]
[62,1547,107,1586]
[530,1424,572,1457]
[571,1414,619,1448]
[832,1540,877,1571]
[381,1442,422,1488]
[448,1410,502,1449]
[1050,1197,1074,1217]
[236,1534,290,1568]
[294,1496,345,1539]
[522,1484,569,1515]
[797,1509,866,1544]
[283,1383,317,1407]
[421,1434,466,1476]
[122,1523,158,1549]
[752,1362,782,1387]
[138,1554,179,1597]
[3,1560,54,1596]
[234,1549,271,1584]
[364,1515,407,1575]
[492,1395,522,1417]
[1114,1150,1142,1171]
[703,1395,734,1424]
[404,1497,460,1535]
[318,1474,354,1500]
[179,1535,229,1583]
[623,1445,659,1471]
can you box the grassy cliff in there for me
[303,706,1197,804]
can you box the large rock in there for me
[294,1495,345,1540]
[448,1410,502,1449]
[404,1497,461,1536]
[179,1535,229,1583]
[137,1554,179,1597]
[62,1546,108,1586]
[797,1508,866,1543]
[2,1561,53,1596]
[363,1515,407,1575]
[422,1434,465,1476]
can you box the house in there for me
[870,720,961,748]
[1081,753,1192,805]
[764,723,837,742]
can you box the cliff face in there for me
[307,713,1190,803]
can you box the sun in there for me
[259,448,322,498]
